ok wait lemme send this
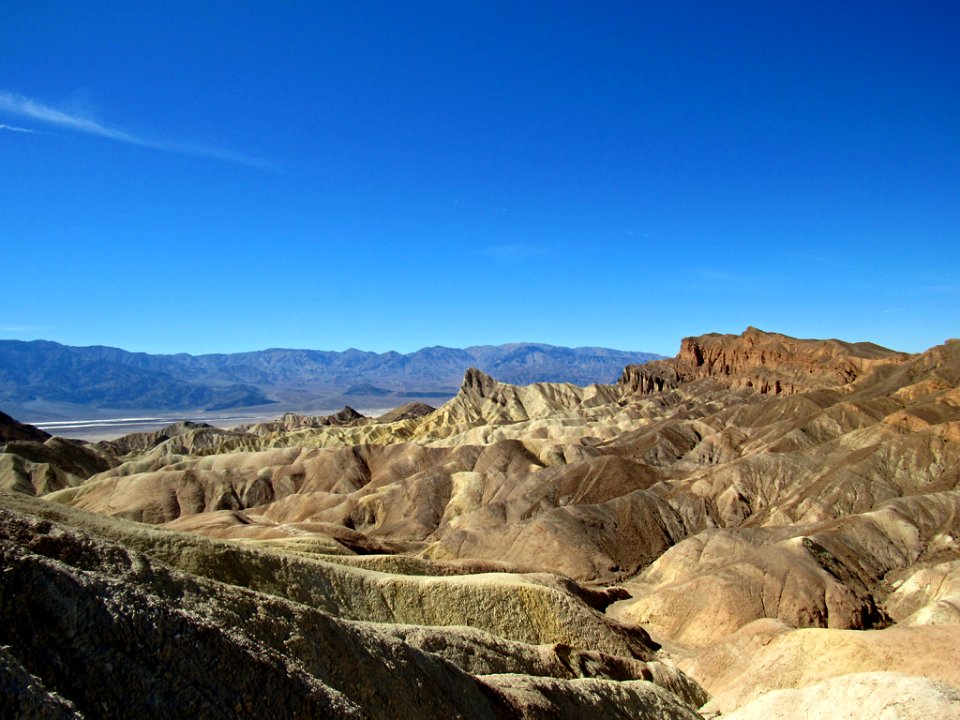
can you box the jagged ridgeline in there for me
[3,327,960,718]
[0,340,663,417]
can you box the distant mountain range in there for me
[0,339,662,417]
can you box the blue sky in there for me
[2,2,957,356]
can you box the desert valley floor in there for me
[3,327,960,718]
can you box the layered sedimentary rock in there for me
[0,492,703,719]
[619,326,910,396]
[4,327,960,717]
[0,435,113,496]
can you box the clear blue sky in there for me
[2,2,957,356]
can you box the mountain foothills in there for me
[3,327,960,718]
[0,339,662,417]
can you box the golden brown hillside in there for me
[3,327,960,718]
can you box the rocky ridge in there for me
[619,326,910,396]
[0,410,50,442]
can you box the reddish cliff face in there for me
[620,327,912,396]
[617,361,684,395]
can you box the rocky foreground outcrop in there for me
[0,492,704,719]
[3,327,960,717]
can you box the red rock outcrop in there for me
[620,327,911,397]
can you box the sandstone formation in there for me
[619,326,910,396]
[4,327,960,717]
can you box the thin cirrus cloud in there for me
[0,324,51,333]
[0,123,38,133]
[0,91,277,171]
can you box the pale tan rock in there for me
[609,529,881,647]
[721,672,960,720]
[886,560,960,624]
[612,489,960,646]
[683,621,960,714]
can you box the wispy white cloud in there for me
[0,91,277,170]
[0,123,38,133]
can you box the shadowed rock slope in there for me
[1,421,114,497]
[0,410,50,442]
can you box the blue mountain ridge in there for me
[0,339,663,412]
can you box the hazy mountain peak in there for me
[0,339,662,418]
